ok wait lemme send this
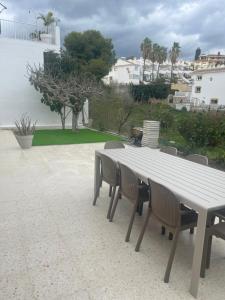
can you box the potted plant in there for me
[14,114,37,149]
[37,11,55,44]
[29,30,41,41]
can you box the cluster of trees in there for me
[28,16,116,131]
[140,38,181,82]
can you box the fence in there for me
[0,19,56,44]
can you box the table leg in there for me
[189,209,208,298]
[94,153,101,198]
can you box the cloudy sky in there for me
[1,0,224,59]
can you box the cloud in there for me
[1,0,225,59]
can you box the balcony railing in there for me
[0,18,56,44]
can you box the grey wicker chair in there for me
[104,141,125,196]
[160,146,178,156]
[160,146,177,237]
[201,210,225,278]
[109,163,150,242]
[186,154,208,166]
[93,154,119,219]
[135,179,198,283]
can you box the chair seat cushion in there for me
[181,207,198,226]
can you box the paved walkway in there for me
[0,130,225,300]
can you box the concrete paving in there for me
[0,130,225,300]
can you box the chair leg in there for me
[107,186,116,219]
[92,178,102,206]
[135,207,152,252]
[164,229,179,283]
[109,188,120,222]
[125,199,139,242]
[206,235,213,269]
[168,232,173,240]
[140,200,144,216]
[190,228,194,234]
[161,226,166,235]
[109,185,112,197]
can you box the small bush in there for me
[130,83,171,102]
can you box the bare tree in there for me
[28,65,103,131]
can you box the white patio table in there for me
[94,146,225,298]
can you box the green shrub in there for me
[177,112,225,148]
[130,83,171,102]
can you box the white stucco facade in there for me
[0,24,88,128]
[103,58,142,85]
[103,57,192,85]
[191,68,225,108]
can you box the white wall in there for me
[0,31,88,128]
[191,71,225,106]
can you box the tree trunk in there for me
[81,106,85,125]
[142,58,146,82]
[72,111,79,132]
[157,64,160,79]
[60,106,66,130]
[170,63,174,83]
[152,63,154,81]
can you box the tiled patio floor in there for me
[0,130,225,300]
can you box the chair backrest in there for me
[160,146,178,156]
[104,141,125,149]
[100,154,118,186]
[119,163,139,202]
[149,179,181,228]
[186,154,208,166]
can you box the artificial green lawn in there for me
[32,129,122,146]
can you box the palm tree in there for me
[38,11,55,33]
[169,42,181,82]
[140,37,152,81]
[156,46,167,79]
[150,43,160,81]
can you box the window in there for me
[196,75,202,81]
[195,86,201,93]
[135,65,139,71]
[210,98,218,105]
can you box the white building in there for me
[191,67,225,109]
[0,18,88,128]
[194,53,225,70]
[103,57,192,85]
[103,58,142,85]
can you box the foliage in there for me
[28,64,103,131]
[177,112,225,148]
[64,30,116,80]
[15,114,37,136]
[140,37,152,81]
[130,83,171,101]
[91,86,135,133]
[37,11,55,33]
[140,38,167,82]
[169,42,181,82]
[195,47,201,61]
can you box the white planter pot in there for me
[15,135,33,149]
[40,33,52,44]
